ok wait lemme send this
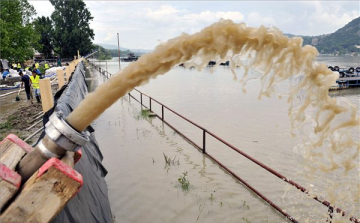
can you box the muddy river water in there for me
[88,55,359,223]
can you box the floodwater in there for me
[88,55,359,223]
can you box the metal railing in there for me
[92,63,359,223]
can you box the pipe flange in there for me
[45,112,89,151]
[38,140,61,159]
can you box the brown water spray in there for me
[20,20,359,215]
[69,20,358,174]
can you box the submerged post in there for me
[117,33,121,70]
[149,98,152,111]
[203,129,206,153]
[140,93,142,106]
[161,105,164,120]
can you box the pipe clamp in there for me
[38,140,61,159]
[45,112,89,151]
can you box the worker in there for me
[57,57,61,66]
[20,71,32,103]
[17,62,21,69]
[12,63,17,69]
[44,61,50,70]
[2,69,10,80]
[30,70,41,103]
[32,64,43,78]
[35,62,39,68]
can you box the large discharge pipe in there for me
[17,111,89,181]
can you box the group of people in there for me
[11,62,22,71]
[3,59,61,103]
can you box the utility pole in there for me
[117,33,121,70]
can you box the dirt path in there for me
[0,84,59,144]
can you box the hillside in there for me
[315,17,360,54]
[98,17,359,57]
[287,17,360,54]
[96,43,153,54]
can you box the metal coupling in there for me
[45,111,89,152]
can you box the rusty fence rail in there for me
[91,63,358,223]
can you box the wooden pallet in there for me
[0,134,83,223]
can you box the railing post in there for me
[140,93,142,106]
[161,105,164,120]
[326,206,334,223]
[149,98,152,111]
[203,129,206,153]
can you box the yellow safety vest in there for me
[30,75,40,89]
[35,63,39,68]
[12,63,16,68]
[44,63,49,69]
[17,63,21,68]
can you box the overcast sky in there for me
[29,1,359,50]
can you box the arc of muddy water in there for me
[17,20,359,212]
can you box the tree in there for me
[34,16,54,59]
[50,0,94,58]
[0,0,39,62]
[92,44,112,60]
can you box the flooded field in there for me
[89,55,359,223]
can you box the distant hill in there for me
[96,43,127,51]
[96,43,153,54]
[286,17,360,54]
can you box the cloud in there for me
[247,12,276,27]
[29,1,359,49]
[281,1,359,35]
[146,5,179,20]
[29,1,54,18]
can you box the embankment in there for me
[35,61,113,222]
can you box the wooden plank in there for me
[70,62,75,74]
[0,134,33,153]
[0,164,21,210]
[0,136,30,170]
[0,158,83,223]
[61,151,74,167]
[0,140,25,170]
[56,69,65,89]
[0,179,19,211]
[39,79,54,113]
[65,66,70,82]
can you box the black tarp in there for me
[34,62,113,223]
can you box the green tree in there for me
[92,44,112,60]
[34,16,53,59]
[50,0,94,58]
[0,0,39,62]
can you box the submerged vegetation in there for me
[178,172,190,191]
[163,153,180,166]
[135,109,150,120]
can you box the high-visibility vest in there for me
[17,63,21,68]
[44,63,49,69]
[30,75,40,89]
[35,63,39,68]
[13,63,17,68]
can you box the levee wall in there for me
[34,61,112,223]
